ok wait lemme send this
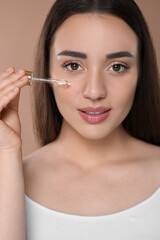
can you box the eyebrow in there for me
[57,50,87,59]
[57,50,134,59]
[106,51,134,59]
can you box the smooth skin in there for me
[0,68,28,151]
[0,67,28,240]
[23,14,160,217]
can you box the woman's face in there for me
[50,13,139,140]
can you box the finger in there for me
[0,66,15,80]
[0,74,28,114]
[0,69,27,91]
[0,87,20,113]
[0,75,28,98]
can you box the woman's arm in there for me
[0,150,25,240]
[0,67,29,240]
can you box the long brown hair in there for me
[32,0,160,146]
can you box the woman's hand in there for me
[0,67,28,152]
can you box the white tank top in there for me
[25,187,160,240]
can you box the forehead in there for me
[53,13,138,57]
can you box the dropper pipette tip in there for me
[56,80,71,86]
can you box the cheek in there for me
[52,87,76,113]
[52,81,83,106]
[114,79,138,113]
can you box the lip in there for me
[78,107,111,124]
[79,106,110,112]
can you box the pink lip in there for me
[78,107,111,124]
[79,106,110,112]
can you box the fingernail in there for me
[17,69,24,75]
[6,66,13,73]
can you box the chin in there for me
[62,118,119,141]
[75,126,114,141]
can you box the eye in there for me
[109,63,129,73]
[62,61,83,72]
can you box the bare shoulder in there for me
[147,143,160,185]
[22,147,43,183]
[22,142,60,179]
[22,142,61,197]
[23,147,42,171]
[132,137,160,159]
[140,141,160,162]
[133,139,160,183]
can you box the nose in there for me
[82,72,107,101]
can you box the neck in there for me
[55,121,134,170]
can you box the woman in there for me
[0,0,160,239]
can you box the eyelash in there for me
[109,63,129,73]
[62,61,83,73]
[62,61,130,74]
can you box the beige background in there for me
[0,0,159,157]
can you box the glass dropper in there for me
[25,71,71,87]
